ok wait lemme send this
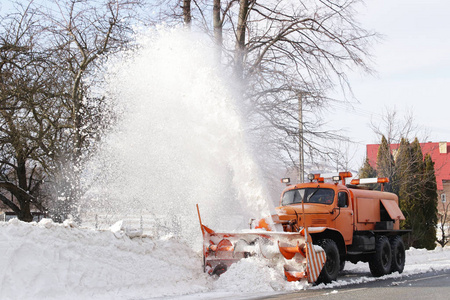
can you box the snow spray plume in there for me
[82,28,275,246]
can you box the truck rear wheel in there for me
[369,235,392,277]
[390,236,405,274]
[317,239,340,283]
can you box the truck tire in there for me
[390,236,405,274]
[317,239,340,283]
[369,235,392,277]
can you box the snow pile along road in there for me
[0,219,209,300]
[1,219,450,300]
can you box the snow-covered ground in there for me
[1,219,449,300]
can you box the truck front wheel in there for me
[369,235,392,277]
[317,239,340,283]
[390,236,405,274]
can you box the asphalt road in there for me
[254,269,450,300]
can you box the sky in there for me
[329,0,450,169]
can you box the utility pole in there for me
[298,93,304,183]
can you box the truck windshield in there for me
[281,188,335,206]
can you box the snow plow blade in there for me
[196,205,326,283]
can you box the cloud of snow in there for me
[81,27,276,247]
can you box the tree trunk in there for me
[234,0,249,79]
[213,0,223,59]
[182,0,191,28]
[15,156,33,222]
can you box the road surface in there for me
[254,269,450,300]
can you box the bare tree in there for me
[33,0,144,221]
[369,107,428,145]
[327,140,358,172]
[0,0,145,222]
[0,0,376,220]
[437,200,450,247]
[151,0,377,171]
[0,3,54,221]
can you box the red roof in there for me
[366,142,450,190]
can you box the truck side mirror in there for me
[338,192,348,208]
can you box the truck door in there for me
[334,191,354,244]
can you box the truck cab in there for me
[277,181,354,244]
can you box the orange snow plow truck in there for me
[197,172,410,284]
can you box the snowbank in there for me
[0,219,209,300]
[0,219,449,300]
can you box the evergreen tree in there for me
[395,138,437,249]
[421,154,438,249]
[407,138,426,247]
[360,158,377,178]
[395,138,414,242]
[376,135,395,192]
[359,157,377,189]
[363,134,440,249]
[410,138,425,183]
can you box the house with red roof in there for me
[366,142,450,213]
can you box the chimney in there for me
[439,142,447,154]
